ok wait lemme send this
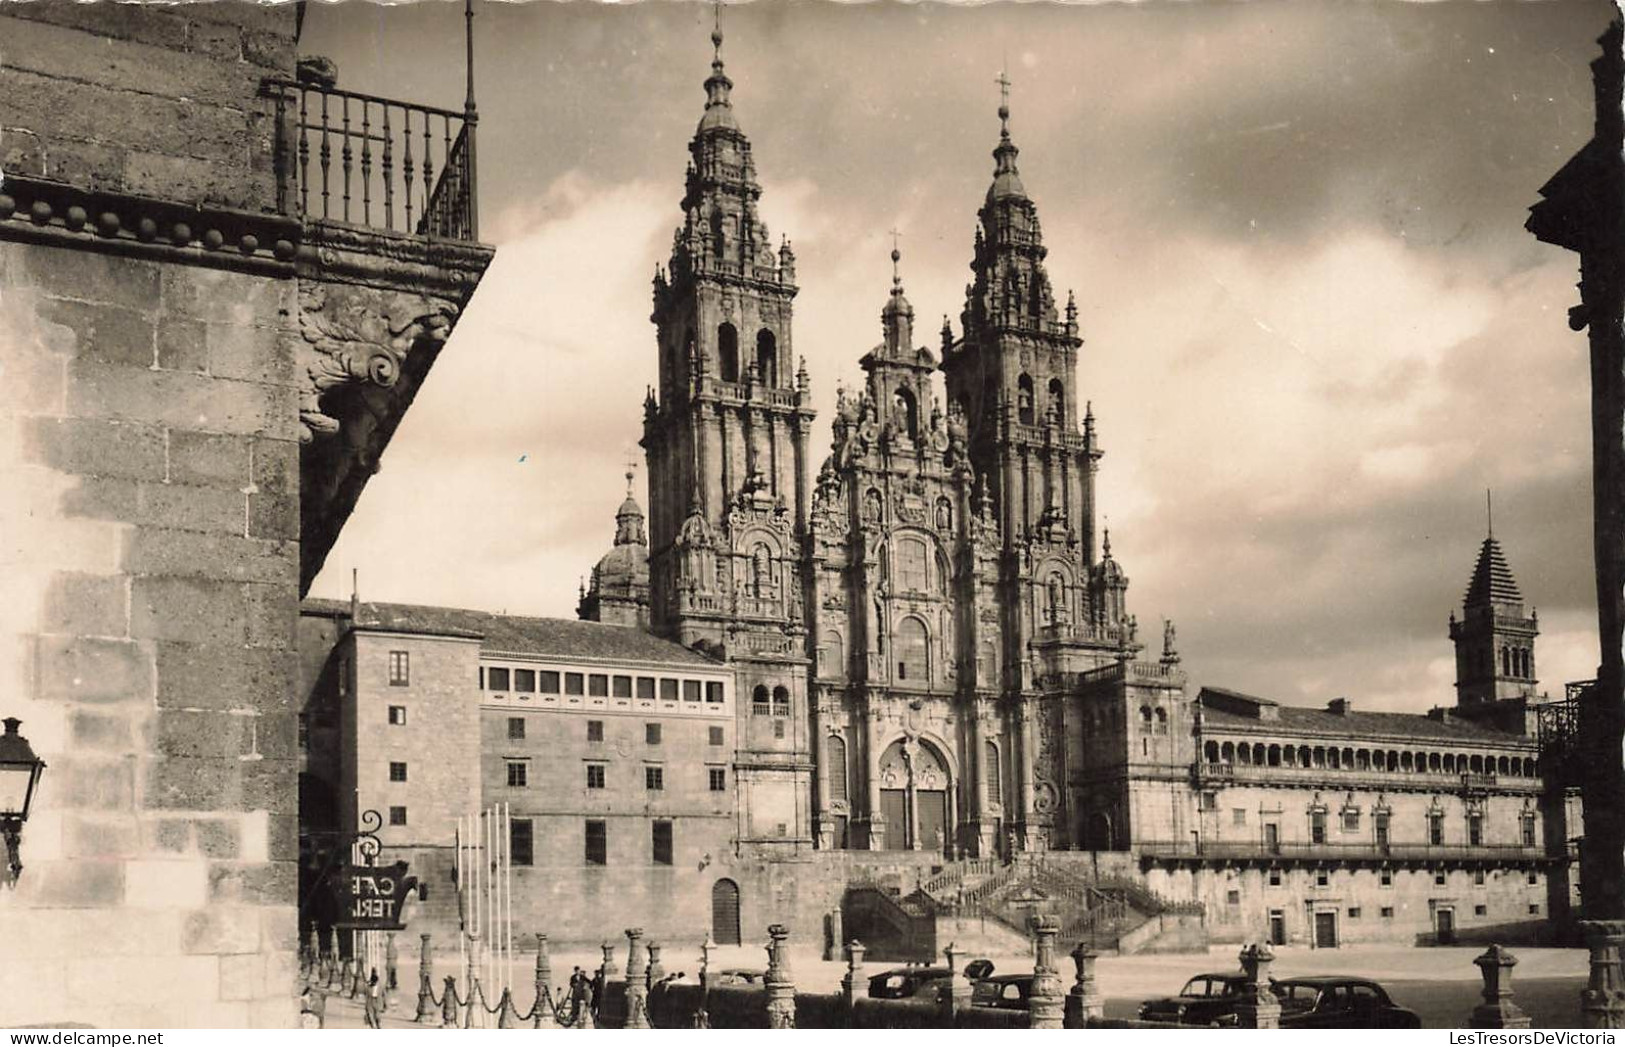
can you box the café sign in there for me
[334,860,415,930]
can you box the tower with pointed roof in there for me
[642,20,816,854]
[1450,515,1540,707]
[579,468,652,629]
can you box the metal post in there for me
[462,0,479,238]
[1027,916,1063,1029]
[764,924,796,1028]
[1065,943,1102,1027]
[1470,944,1532,1029]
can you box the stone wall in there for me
[0,241,302,1027]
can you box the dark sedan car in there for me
[1274,977,1421,1029]
[971,974,1033,1011]
[1137,971,1252,1025]
[867,965,951,1000]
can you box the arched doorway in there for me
[877,738,952,854]
[711,878,741,945]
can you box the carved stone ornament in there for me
[298,281,458,443]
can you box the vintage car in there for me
[1136,971,1253,1025]
[866,965,952,1000]
[970,974,1034,1011]
[1273,977,1421,1029]
[711,968,766,987]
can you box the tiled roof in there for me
[301,598,720,668]
[1198,690,1528,745]
[1464,537,1523,607]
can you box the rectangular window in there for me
[1342,809,1360,832]
[1226,889,1241,906]
[1347,907,1361,919]
[660,678,679,702]
[507,761,528,788]
[1380,868,1393,888]
[612,675,633,698]
[1469,814,1483,847]
[508,717,525,740]
[586,764,606,790]
[706,682,725,704]
[513,668,536,692]
[488,667,511,691]
[587,719,604,743]
[1474,904,1488,917]
[709,767,727,792]
[1311,811,1327,845]
[1232,808,1247,828]
[389,761,407,782]
[389,806,407,826]
[1474,869,1486,886]
[1430,813,1445,846]
[479,666,485,689]
[1315,870,1329,888]
[1435,870,1447,886]
[1381,906,1395,919]
[645,765,664,791]
[388,705,407,726]
[773,720,786,739]
[1529,903,1541,915]
[1376,812,1391,846]
[511,819,534,867]
[539,671,561,694]
[1528,870,1539,885]
[585,820,606,865]
[652,821,673,865]
[565,672,585,696]
[389,651,410,687]
[1200,792,1217,812]
[1268,868,1282,887]
[588,674,609,697]
[1522,815,1537,848]
[646,723,662,745]
[683,680,702,702]
[637,677,656,700]
[709,726,725,746]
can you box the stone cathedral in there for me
[589,27,1157,861]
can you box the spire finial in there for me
[995,67,1012,136]
[1486,488,1494,540]
[625,456,638,497]
[888,228,902,289]
[1102,528,1112,558]
[712,0,724,61]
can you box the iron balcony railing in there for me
[263,77,478,241]
[1137,839,1549,862]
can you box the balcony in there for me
[258,44,494,591]
[1136,839,1552,869]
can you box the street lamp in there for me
[0,718,46,887]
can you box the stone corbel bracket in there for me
[296,220,493,592]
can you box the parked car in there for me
[867,965,951,1000]
[1137,971,1253,1025]
[970,974,1033,1011]
[712,968,766,986]
[1273,977,1421,1029]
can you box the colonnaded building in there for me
[299,29,1585,956]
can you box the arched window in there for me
[1156,708,1169,735]
[756,329,777,386]
[896,538,929,592]
[718,323,739,382]
[827,735,848,802]
[772,685,791,717]
[1428,752,1441,772]
[984,741,1001,805]
[1220,741,1235,763]
[1048,378,1065,425]
[893,386,919,438]
[818,629,844,678]
[896,618,929,683]
[1139,706,1154,732]
[1205,741,1220,763]
[752,685,770,717]
[1268,745,1281,767]
[1017,374,1035,425]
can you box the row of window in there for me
[482,667,725,704]
[749,686,792,717]
[1201,796,1538,848]
[1266,867,1542,889]
[1226,893,1539,920]
[383,814,691,868]
[1204,739,1539,778]
[504,760,728,793]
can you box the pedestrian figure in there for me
[364,970,382,1029]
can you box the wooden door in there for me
[880,789,908,850]
[711,878,741,945]
[1436,908,1456,945]
[917,790,948,854]
[1269,910,1286,946]
[1314,910,1338,949]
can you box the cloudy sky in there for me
[304,0,1612,714]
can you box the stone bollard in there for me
[1027,916,1064,1029]
[534,933,557,1028]
[496,987,515,1029]
[647,940,665,987]
[415,932,434,1022]
[601,940,620,981]
[1065,943,1103,1028]
[1235,943,1281,1030]
[765,923,796,1028]
[1470,944,1531,1029]
[624,927,651,1029]
[841,939,866,1018]
[385,932,399,996]
[1582,921,1625,1030]
[942,941,971,1024]
[441,976,459,1028]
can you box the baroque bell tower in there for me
[642,22,817,854]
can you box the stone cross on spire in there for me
[888,228,902,287]
[995,68,1012,134]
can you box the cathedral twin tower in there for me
[616,27,1152,857]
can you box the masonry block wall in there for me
[0,2,301,1028]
